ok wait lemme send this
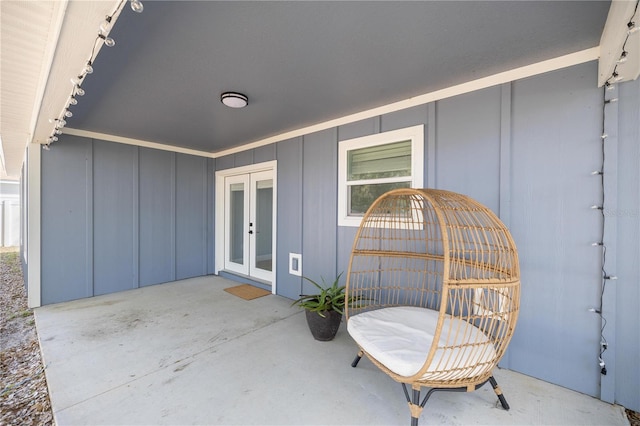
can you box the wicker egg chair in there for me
[346,188,520,426]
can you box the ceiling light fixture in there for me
[221,92,248,108]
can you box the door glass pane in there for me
[254,179,273,272]
[230,182,244,265]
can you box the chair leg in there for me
[410,387,421,426]
[402,384,424,426]
[488,376,510,410]
[351,350,363,367]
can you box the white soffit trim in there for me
[32,1,123,146]
[63,47,599,158]
[63,128,216,158]
[215,47,600,158]
[0,1,67,179]
[599,0,640,86]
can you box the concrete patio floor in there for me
[35,276,629,425]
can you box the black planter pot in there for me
[305,310,342,341]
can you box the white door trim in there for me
[215,160,277,293]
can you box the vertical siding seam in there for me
[427,103,437,188]
[499,83,512,228]
[133,146,140,289]
[87,140,94,298]
[600,85,619,403]
[334,126,340,282]
[202,157,207,276]
[498,82,513,368]
[171,152,176,281]
[208,158,215,275]
[299,137,304,296]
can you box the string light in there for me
[99,16,113,36]
[130,0,144,13]
[591,84,610,376]
[588,0,636,369]
[99,34,116,47]
[45,0,144,148]
[616,51,628,64]
[603,2,639,88]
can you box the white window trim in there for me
[338,125,424,227]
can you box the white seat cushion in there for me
[347,306,496,380]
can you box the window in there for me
[338,125,424,227]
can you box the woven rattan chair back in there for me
[346,188,520,425]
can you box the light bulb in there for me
[55,129,62,135]
[628,21,639,34]
[617,51,628,64]
[130,0,144,13]
[58,119,67,127]
[85,63,94,74]
[99,17,112,35]
[64,110,73,118]
[100,34,116,47]
[75,87,85,97]
[69,97,78,106]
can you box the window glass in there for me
[348,181,411,216]
[347,140,411,180]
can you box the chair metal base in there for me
[351,351,510,426]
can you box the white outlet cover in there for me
[289,253,302,276]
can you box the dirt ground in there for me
[1,247,53,425]
[0,245,638,426]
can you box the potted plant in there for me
[291,273,347,341]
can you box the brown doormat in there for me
[224,284,271,300]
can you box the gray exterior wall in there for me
[33,61,639,410]
[40,137,214,304]
[613,79,640,411]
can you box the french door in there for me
[224,169,274,283]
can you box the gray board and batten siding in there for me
[41,138,215,304]
[36,61,639,411]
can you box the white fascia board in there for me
[63,128,216,158]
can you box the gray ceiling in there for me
[67,1,610,154]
